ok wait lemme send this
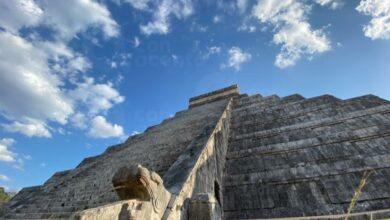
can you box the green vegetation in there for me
[0,187,12,202]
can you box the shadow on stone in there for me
[118,203,132,220]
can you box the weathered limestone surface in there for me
[3,94,231,219]
[189,85,238,108]
[4,84,390,220]
[189,193,221,220]
[74,198,155,220]
[224,92,390,219]
[162,97,232,219]
[73,165,170,220]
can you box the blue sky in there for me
[0,0,389,191]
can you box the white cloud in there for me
[70,112,87,129]
[0,32,74,126]
[236,0,249,13]
[252,0,331,68]
[0,139,28,170]
[356,0,390,40]
[109,53,132,68]
[131,131,140,136]
[0,0,119,40]
[0,0,43,34]
[133,36,141,47]
[66,56,92,74]
[213,15,222,23]
[140,0,193,35]
[273,22,330,68]
[315,0,344,9]
[202,46,222,59]
[238,23,257,32]
[37,0,119,40]
[119,53,132,66]
[87,116,124,138]
[0,174,10,181]
[110,61,118,69]
[37,40,92,78]
[116,74,124,85]
[12,158,25,171]
[122,0,151,10]
[209,46,222,54]
[0,138,16,162]
[2,120,51,138]
[190,22,208,32]
[68,77,125,115]
[0,1,125,138]
[238,16,257,33]
[222,47,252,71]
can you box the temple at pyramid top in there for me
[3,85,390,219]
[189,84,239,108]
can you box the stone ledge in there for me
[237,208,390,220]
[189,85,239,108]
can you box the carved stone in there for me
[73,165,171,220]
[112,164,171,214]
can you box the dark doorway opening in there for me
[214,180,221,205]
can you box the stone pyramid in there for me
[3,85,390,219]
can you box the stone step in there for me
[229,118,390,153]
[224,206,390,220]
[226,135,390,175]
[228,126,390,158]
[238,94,304,110]
[280,94,306,104]
[229,104,390,146]
[231,94,385,128]
[232,105,390,139]
[231,98,384,133]
[229,112,390,151]
[231,107,390,140]
[14,202,79,212]
[223,169,390,219]
[7,186,119,214]
[224,152,390,187]
[232,94,387,124]
[10,198,114,215]
[5,211,74,219]
[223,181,342,216]
[230,123,390,157]
[225,125,390,179]
[249,94,306,114]
[233,94,263,108]
[232,98,309,121]
[231,94,341,122]
[233,95,281,113]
